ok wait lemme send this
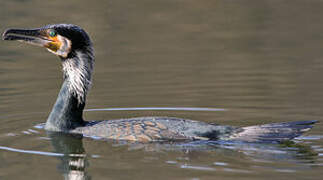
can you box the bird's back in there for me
[72,117,317,143]
[73,117,238,142]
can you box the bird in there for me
[2,24,318,143]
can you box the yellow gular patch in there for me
[45,36,62,52]
[45,35,71,58]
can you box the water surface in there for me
[1,0,323,179]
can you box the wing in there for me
[75,117,191,142]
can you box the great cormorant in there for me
[2,24,317,143]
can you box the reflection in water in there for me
[48,132,90,180]
[48,128,319,173]
[125,139,317,161]
[0,129,321,179]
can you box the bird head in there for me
[2,24,92,59]
[2,24,95,104]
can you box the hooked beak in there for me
[2,28,52,47]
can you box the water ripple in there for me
[85,107,227,112]
[180,164,216,171]
[0,145,64,157]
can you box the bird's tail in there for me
[228,120,318,143]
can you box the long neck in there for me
[45,48,94,131]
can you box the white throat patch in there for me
[62,48,94,104]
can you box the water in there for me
[1,0,323,179]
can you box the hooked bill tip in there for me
[2,29,13,40]
[2,32,7,41]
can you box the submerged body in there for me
[2,24,317,143]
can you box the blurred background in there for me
[0,0,323,179]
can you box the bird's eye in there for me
[49,30,57,37]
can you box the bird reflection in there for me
[47,132,90,180]
[46,131,318,180]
